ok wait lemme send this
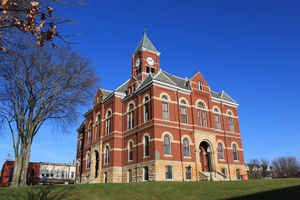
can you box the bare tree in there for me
[247,159,261,179]
[272,157,300,178]
[0,39,98,186]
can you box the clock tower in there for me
[132,32,160,81]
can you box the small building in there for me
[0,161,40,187]
[39,162,76,184]
[0,161,75,186]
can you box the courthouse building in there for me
[76,33,247,183]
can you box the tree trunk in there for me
[20,142,32,186]
[11,155,23,186]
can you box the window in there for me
[128,169,132,183]
[214,108,221,130]
[151,68,155,73]
[97,113,101,122]
[228,112,234,132]
[233,144,239,161]
[197,102,207,127]
[183,138,190,157]
[162,95,169,120]
[71,172,74,178]
[198,81,203,91]
[128,104,134,129]
[128,141,133,161]
[236,169,241,180]
[95,126,98,139]
[106,111,111,135]
[165,166,173,179]
[88,124,92,144]
[144,135,150,157]
[104,172,108,183]
[164,134,171,155]
[61,171,64,178]
[105,146,110,164]
[146,67,150,73]
[180,100,188,124]
[144,166,149,181]
[218,143,224,160]
[86,153,91,169]
[221,168,227,177]
[186,166,192,180]
[144,96,150,122]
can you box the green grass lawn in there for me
[1,178,300,200]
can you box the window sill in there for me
[144,155,150,159]
[184,156,192,159]
[128,160,133,163]
[164,154,173,157]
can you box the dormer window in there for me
[198,81,203,91]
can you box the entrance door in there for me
[199,141,212,172]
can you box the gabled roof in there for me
[102,89,113,99]
[134,32,159,54]
[211,90,237,104]
[153,70,177,86]
[161,70,191,90]
[100,70,237,105]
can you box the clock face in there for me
[135,58,140,67]
[146,57,154,66]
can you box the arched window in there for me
[198,81,203,91]
[96,113,101,122]
[86,153,91,169]
[228,112,234,132]
[106,111,111,135]
[164,134,171,155]
[162,95,169,120]
[232,144,238,161]
[197,102,207,127]
[214,108,221,130]
[183,138,190,157]
[88,124,92,144]
[128,104,134,129]
[180,99,188,124]
[218,143,224,160]
[144,135,150,157]
[144,96,150,122]
[128,141,133,161]
[105,145,110,164]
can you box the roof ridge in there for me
[156,70,177,85]
[115,79,130,92]
[162,69,187,81]
[102,89,113,92]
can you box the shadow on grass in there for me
[5,185,80,200]
[226,185,300,200]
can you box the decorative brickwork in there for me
[75,33,247,183]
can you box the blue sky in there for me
[1,0,300,167]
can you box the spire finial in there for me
[144,27,147,35]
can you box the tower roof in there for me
[134,32,159,54]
